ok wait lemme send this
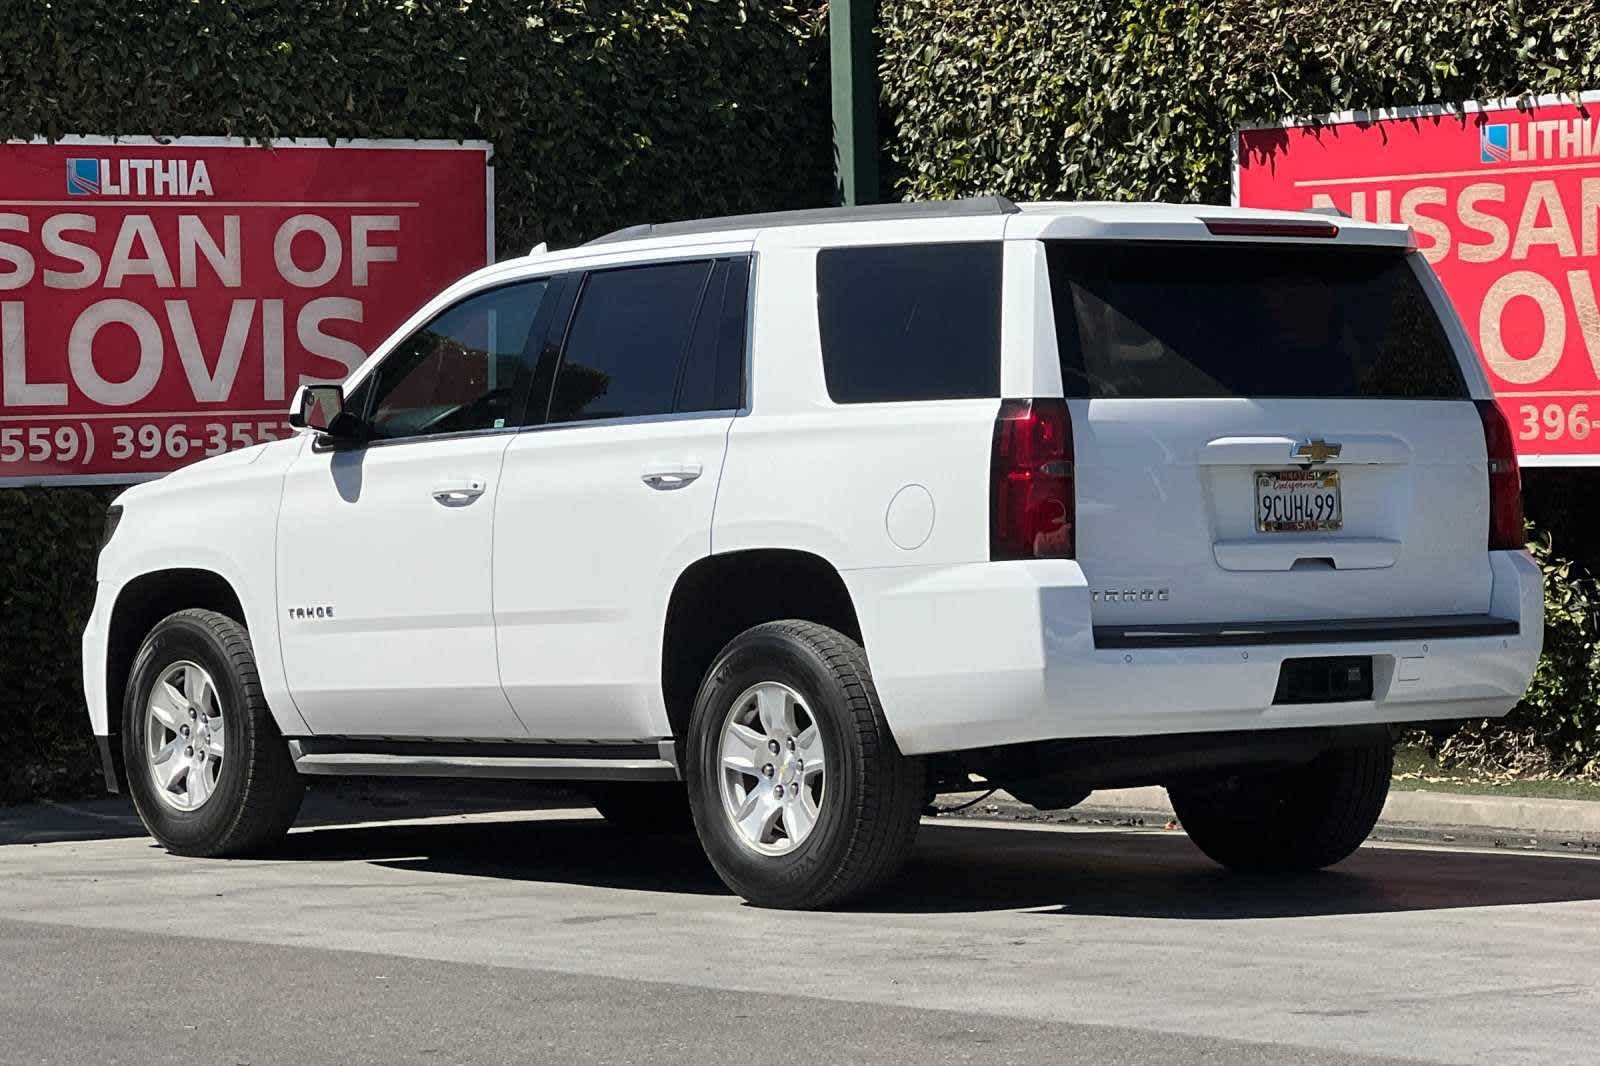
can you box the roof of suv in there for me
[585,196,1024,245]
[576,197,1413,252]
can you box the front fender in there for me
[92,439,308,737]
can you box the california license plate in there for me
[1255,469,1342,533]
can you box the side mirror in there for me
[288,383,357,438]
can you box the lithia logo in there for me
[66,157,214,197]
[1479,118,1600,165]
[286,605,336,621]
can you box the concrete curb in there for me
[964,785,1600,853]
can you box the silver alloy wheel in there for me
[718,681,826,855]
[143,660,226,813]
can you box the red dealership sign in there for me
[1237,94,1600,466]
[0,137,492,484]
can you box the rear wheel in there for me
[685,621,925,909]
[1167,740,1393,872]
[122,609,304,857]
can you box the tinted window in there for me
[1047,242,1466,399]
[549,260,715,422]
[360,280,548,439]
[816,242,1002,403]
[675,258,749,413]
[716,259,750,409]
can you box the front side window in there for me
[548,259,721,423]
[358,279,549,440]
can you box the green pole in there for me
[829,0,879,206]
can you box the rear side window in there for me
[816,242,1002,403]
[1047,242,1467,400]
[548,258,747,422]
[675,258,749,413]
[550,260,712,422]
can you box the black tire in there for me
[122,609,304,857]
[590,782,693,833]
[685,620,925,909]
[1167,740,1394,872]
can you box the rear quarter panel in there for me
[711,243,997,570]
[712,240,1011,755]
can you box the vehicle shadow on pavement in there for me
[286,817,734,897]
[887,822,1600,918]
[0,781,591,848]
[266,813,1600,918]
[0,799,149,846]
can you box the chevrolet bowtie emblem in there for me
[1294,438,1342,464]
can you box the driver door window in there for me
[357,279,549,440]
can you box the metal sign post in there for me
[829,0,879,206]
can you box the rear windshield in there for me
[1047,242,1467,400]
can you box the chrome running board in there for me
[286,738,679,782]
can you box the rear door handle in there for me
[431,478,486,505]
[641,463,703,491]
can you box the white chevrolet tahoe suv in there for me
[83,197,1543,909]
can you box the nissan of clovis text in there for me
[82,198,1542,908]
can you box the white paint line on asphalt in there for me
[281,806,605,836]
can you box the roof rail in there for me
[584,195,1021,246]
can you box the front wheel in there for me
[685,621,925,909]
[1167,740,1393,872]
[122,609,304,857]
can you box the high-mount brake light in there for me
[1202,219,1340,239]
[1476,399,1525,551]
[990,399,1075,560]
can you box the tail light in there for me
[1476,399,1525,550]
[991,398,1075,559]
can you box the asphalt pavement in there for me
[2,786,1597,1065]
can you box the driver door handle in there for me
[432,478,486,505]
[641,463,703,491]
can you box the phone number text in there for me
[1,419,294,467]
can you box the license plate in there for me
[1255,469,1342,533]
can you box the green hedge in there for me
[0,0,829,802]
[1,0,832,251]
[0,489,111,802]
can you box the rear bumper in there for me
[1093,613,1518,649]
[845,550,1544,756]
